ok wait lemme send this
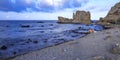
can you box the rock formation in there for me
[99,2,120,24]
[58,16,72,23]
[58,10,91,24]
[72,11,91,24]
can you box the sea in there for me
[0,20,104,59]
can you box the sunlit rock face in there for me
[58,10,91,24]
[72,10,91,24]
[58,16,72,23]
[99,2,120,24]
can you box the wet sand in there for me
[10,26,120,60]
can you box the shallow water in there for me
[0,20,104,59]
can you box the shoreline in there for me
[0,20,104,60]
[9,26,120,60]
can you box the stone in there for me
[93,56,105,60]
[72,10,91,24]
[13,51,17,55]
[37,21,44,23]
[75,58,80,60]
[21,25,30,28]
[58,10,91,24]
[0,45,7,50]
[58,16,72,23]
[33,40,38,44]
[99,2,120,24]
[110,43,120,54]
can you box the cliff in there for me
[99,2,120,24]
[58,10,91,24]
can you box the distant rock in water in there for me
[58,16,72,23]
[99,2,120,24]
[21,25,30,28]
[58,10,91,24]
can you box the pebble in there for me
[93,56,105,60]
[63,49,67,52]
[76,58,80,60]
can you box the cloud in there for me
[0,0,120,20]
[0,8,74,20]
[0,0,88,12]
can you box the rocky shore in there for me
[58,10,91,24]
[98,2,120,25]
[3,1,120,60]
[10,26,120,60]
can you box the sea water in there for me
[0,20,103,59]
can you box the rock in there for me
[0,45,7,50]
[33,40,38,44]
[49,24,53,26]
[58,10,91,24]
[40,31,44,33]
[13,51,17,55]
[104,35,112,40]
[72,10,91,24]
[58,16,72,23]
[75,58,80,60]
[93,56,105,60]
[40,25,44,27]
[21,25,30,28]
[6,25,9,27]
[72,29,90,34]
[93,56,114,60]
[37,21,44,23]
[28,39,32,42]
[99,2,120,24]
[43,39,47,43]
[110,43,120,54]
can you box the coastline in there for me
[10,26,120,60]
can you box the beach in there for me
[10,26,120,60]
[0,0,120,60]
[0,20,103,60]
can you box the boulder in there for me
[0,45,7,50]
[58,10,91,24]
[99,2,120,24]
[58,16,72,23]
[110,43,120,54]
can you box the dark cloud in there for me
[0,0,88,12]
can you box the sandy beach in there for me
[9,26,120,60]
[0,0,120,60]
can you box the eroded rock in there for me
[99,2,120,24]
[58,10,91,24]
[58,16,72,23]
[72,10,91,24]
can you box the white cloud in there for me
[0,9,73,20]
[75,0,120,20]
[11,0,16,4]
[0,0,120,20]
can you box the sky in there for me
[0,0,120,20]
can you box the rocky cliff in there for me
[99,2,120,24]
[58,10,91,24]
[58,16,72,23]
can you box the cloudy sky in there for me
[0,0,120,20]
